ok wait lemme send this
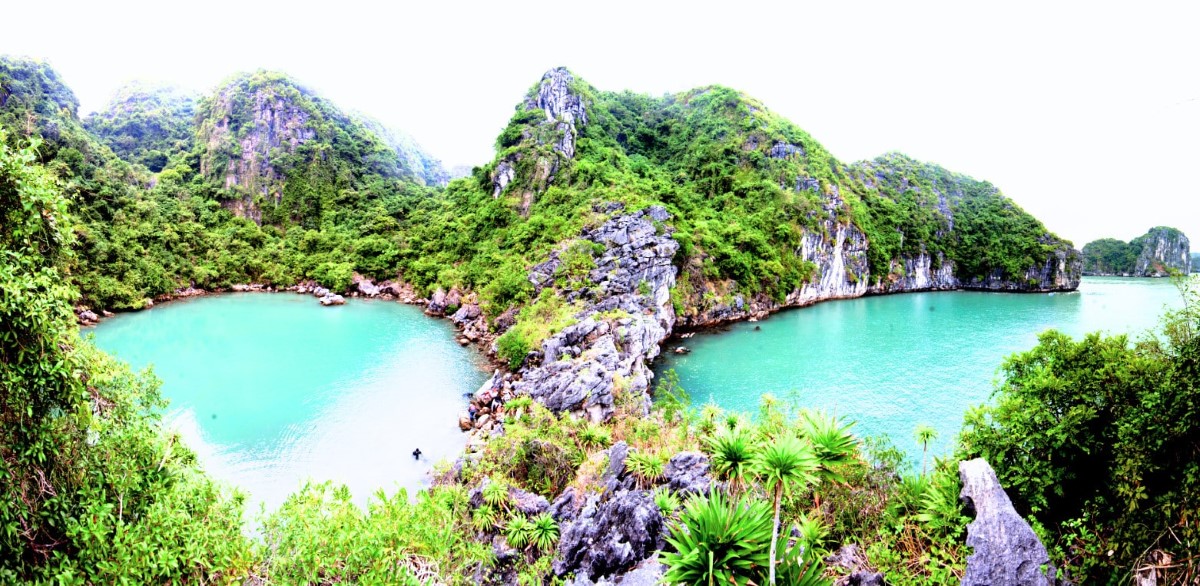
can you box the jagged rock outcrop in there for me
[491,67,588,211]
[661,452,711,496]
[676,163,1082,329]
[515,205,677,422]
[959,458,1059,586]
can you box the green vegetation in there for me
[84,82,197,172]
[0,130,253,583]
[960,277,1200,582]
[1081,237,1139,274]
[10,58,1189,584]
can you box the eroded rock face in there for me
[515,205,678,422]
[959,458,1058,586]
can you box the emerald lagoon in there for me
[654,277,1185,463]
[88,293,489,512]
[90,278,1183,506]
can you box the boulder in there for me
[352,274,380,297]
[426,288,448,315]
[662,452,711,496]
[825,544,883,586]
[553,489,665,581]
[959,458,1059,586]
[319,293,345,306]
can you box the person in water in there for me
[412,448,422,460]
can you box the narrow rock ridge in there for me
[959,458,1060,586]
[515,204,678,423]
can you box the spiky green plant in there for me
[626,449,668,489]
[705,425,757,497]
[578,423,612,451]
[800,410,859,484]
[753,435,819,586]
[793,513,830,558]
[530,513,560,552]
[504,515,534,550]
[661,492,774,585]
[653,487,682,518]
[471,505,499,532]
[482,479,509,509]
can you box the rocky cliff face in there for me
[197,81,313,222]
[1083,227,1190,277]
[195,72,445,223]
[959,458,1060,586]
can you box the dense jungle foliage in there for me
[4,57,1073,322]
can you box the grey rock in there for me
[770,141,806,159]
[959,458,1058,586]
[662,452,711,496]
[509,486,550,517]
[549,487,581,524]
[515,207,678,422]
[451,303,481,324]
[553,489,665,581]
[427,288,447,315]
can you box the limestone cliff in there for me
[1134,227,1190,276]
[1082,227,1190,277]
[195,71,444,223]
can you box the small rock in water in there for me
[673,346,690,355]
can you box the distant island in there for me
[1082,226,1191,277]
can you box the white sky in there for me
[3,0,1198,248]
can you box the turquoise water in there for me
[88,293,488,513]
[654,277,1187,464]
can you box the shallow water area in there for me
[655,277,1186,463]
[88,293,489,514]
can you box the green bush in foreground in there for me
[961,277,1200,582]
[0,130,252,583]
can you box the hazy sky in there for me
[3,1,1198,248]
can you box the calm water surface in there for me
[655,277,1186,463]
[88,293,488,513]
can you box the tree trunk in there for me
[769,482,782,586]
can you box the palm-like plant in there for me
[753,434,818,586]
[704,425,757,497]
[913,424,938,476]
[504,515,534,549]
[800,410,859,508]
[578,423,612,451]
[626,449,668,489]
[529,513,560,552]
[482,479,509,510]
[471,505,499,531]
[653,487,682,518]
[661,492,775,585]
